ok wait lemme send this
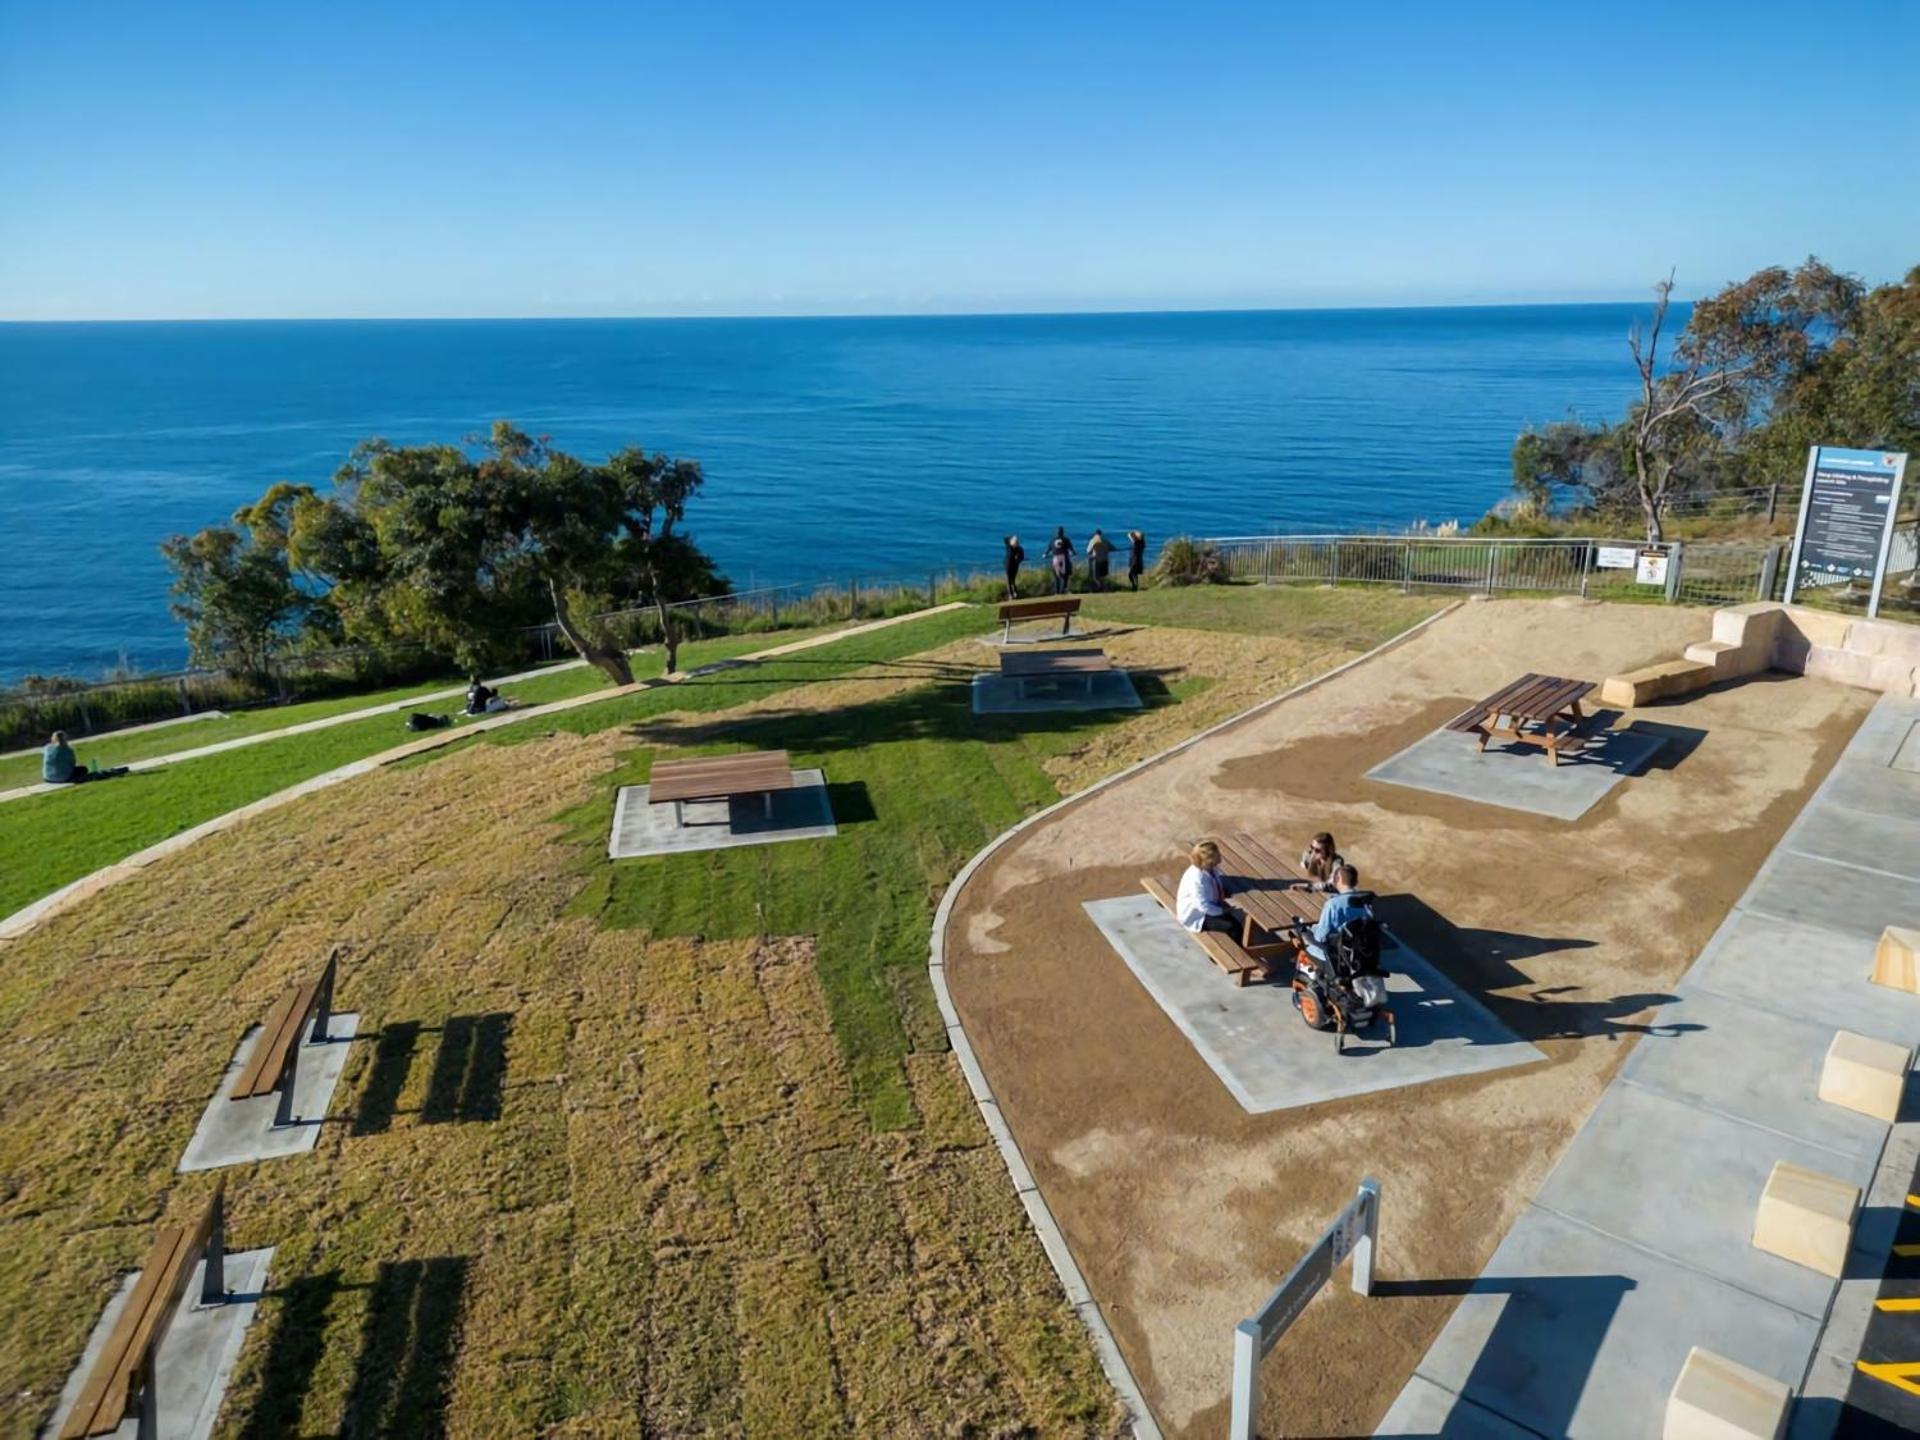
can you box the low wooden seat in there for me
[996,595,1082,641]
[231,948,338,1126]
[60,1183,226,1439]
[1141,876,1270,986]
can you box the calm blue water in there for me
[0,306,1649,682]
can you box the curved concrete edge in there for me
[0,603,970,945]
[926,600,1463,1439]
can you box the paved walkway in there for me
[1378,693,1920,1438]
[0,653,612,806]
[0,605,966,944]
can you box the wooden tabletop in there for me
[648,750,796,805]
[1449,672,1594,728]
[1215,831,1325,932]
[999,648,1113,678]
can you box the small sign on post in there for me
[1635,550,1670,587]
[1595,545,1636,571]
[1229,1178,1380,1440]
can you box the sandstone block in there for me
[1873,926,1920,994]
[1664,1346,1790,1440]
[1782,605,1854,650]
[1599,659,1713,709]
[1751,1160,1859,1278]
[1816,1029,1911,1123]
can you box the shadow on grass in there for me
[342,1256,471,1439]
[236,1270,347,1439]
[351,1013,511,1134]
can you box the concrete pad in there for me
[1893,719,1920,772]
[1784,799,1920,882]
[1741,850,1920,943]
[1399,1208,1818,1440]
[179,1014,361,1172]
[1620,992,1890,1164]
[1373,1375,1539,1437]
[1533,1084,1875,1318]
[1082,895,1543,1114]
[970,669,1143,716]
[1687,912,1920,1048]
[42,1247,273,1440]
[1802,759,1920,825]
[608,768,836,859]
[1365,724,1667,821]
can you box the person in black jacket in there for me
[1002,535,1024,600]
[1127,530,1147,590]
[1046,527,1076,594]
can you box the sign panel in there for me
[1786,447,1910,616]
[1635,552,1669,587]
[1596,545,1636,570]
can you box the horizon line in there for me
[0,295,1683,326]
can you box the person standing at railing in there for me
[1003,535,1025,600]
[1086,528,1113,590]
[1127,530,1147,590]
[1046,527,1076,594]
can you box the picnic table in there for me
[999,648,1112,699]
[1142,830,1327,986]
[649,749,796,825]
[1445,673,1595,767]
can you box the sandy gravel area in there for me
[941,597,1873,1437]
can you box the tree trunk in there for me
[647,564,681,675]
[548,579,633,686]
[1632,445,1665,544]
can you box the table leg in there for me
[764,791,774,821]
[673,799,684,827]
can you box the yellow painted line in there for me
[1877,1297,1920,1312]
[1896,1244,1920,1258]
[1856,1359,1920,1398]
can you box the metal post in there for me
[1766,482,1779,524]
[1758,542,1781,601]
[1402,541,1413,593]
[1579,542,1592,599]
[1664,542,1685,603]
[1352,1177,1380,1296]
[1228,1320,1260,1440]
[1485,545,1498,594]
[312,948,337,1044]
[201,1185,227,1304]
[275,1040,299,1128]
[137,1363,159,1440]
[1784,447,1821,605]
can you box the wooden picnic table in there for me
[1141,830,1327,986]
[998,648,1112,699]
[648,749,796,825]
[1445,673,1595,767]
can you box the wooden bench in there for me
[232,947,337,1128]
[1141,877,1272,986]
[648,749,796,825]
[999,647,1112,699]
[996,595,1082,642]
[60,1182,228,1440]
[1445,672,1595,767]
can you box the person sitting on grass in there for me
[465,676,511,716]
[41,730,129,784]
[1177,839,1245,936]
[1299,864,1373,959]
[1298,831,1346,891]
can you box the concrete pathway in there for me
[0,605,967,943]
[0,652,617,805]
[1377,693,1920,1438]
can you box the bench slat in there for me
[1141,876,1267,986]
[648,749,796,805]
[233,982,319,1100]
[997,596,1082,621]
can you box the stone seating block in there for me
[1873,925,1920,995]
[1664,1345,1790,1440]
[1816,1029,1911,1123]
[1751,1159,1859,1278]
[1599,659,1712,709]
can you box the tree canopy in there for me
[1511,259,1919,540]
[164,423,725,683]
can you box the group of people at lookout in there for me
[1002,527,1147,598]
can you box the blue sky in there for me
[2,1,1915,320]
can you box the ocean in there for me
[0,305,1649,682]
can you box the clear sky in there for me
[2,0,1915,320]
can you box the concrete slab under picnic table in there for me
[969,669,1142,715]
[43,1247,274,1440]
[1081,894,1544,1113]
[179,1012,362,1172]
[1364,722,1668,820]
[608,767,836,858]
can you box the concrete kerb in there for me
[0,603,970,945]
[925,600,1463,1439]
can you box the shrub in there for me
[1152,535,1225,587]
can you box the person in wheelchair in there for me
[1298,863,1374,962]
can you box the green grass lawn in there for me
[1080,579,1444,645]
[0,626,841,919]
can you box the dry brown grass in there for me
[0,719,1119,1437]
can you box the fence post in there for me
[1664,542,1685,603]
[1485,545,1498,594]
[1765,482,1779,525]
[1757,542,1781,601]
[1402,542,1412,593]
[1228,1322,1259,1440]
[1579,542,1592,599]
[1264,542,1273,586]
